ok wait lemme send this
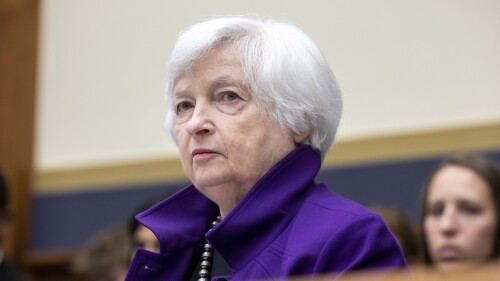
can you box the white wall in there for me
[36,0,500,170]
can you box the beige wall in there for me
[36,0,500,171]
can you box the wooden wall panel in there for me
[0,0,38,270]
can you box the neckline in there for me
[207,145,321,270]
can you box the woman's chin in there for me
[436,259,479,272]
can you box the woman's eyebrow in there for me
[173,75,244,99]
[209,75,242,91]
[173,89,188,100]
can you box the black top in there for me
[0,260,28,281]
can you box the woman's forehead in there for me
[173,49,246,93]
[428,165,492,202]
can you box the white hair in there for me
[164,16,342,159]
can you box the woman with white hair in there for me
[126,16,406,281]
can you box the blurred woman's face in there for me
[133,225,160,254]
[424,165,497,271]
[173,46,302,216]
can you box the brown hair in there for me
[72,226,132,280]
[369,206,418,263]
[419,153,500,264]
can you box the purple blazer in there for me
[125,145,407,281]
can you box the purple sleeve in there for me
[125,245,201,281]
[315,213,407,275]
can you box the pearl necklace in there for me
[198,216,221,281]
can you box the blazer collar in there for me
[208,145,321,270]
[137,145,321,269]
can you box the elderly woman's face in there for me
[424,165,497,271]
[173,47,299,213]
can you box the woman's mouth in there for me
[192,148,218,160]
[438,246,463,261]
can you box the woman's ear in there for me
[293,127,311,144]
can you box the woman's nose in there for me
[439,208,459,237]
[186,103,214,136]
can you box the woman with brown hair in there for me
[420,153,500,271]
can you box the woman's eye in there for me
[221,91,240,101]
[426,205,443,217]
[176,101,193,113]
[460,203,482,215]
[133,241,145,249]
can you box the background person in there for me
[368,205,418,264]
[71,226,131,281]
[420,153,500,271]
[126,16,406,281]
[0,171,29,281]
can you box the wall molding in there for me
[34,122,500,194]
[324,122,500,167]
